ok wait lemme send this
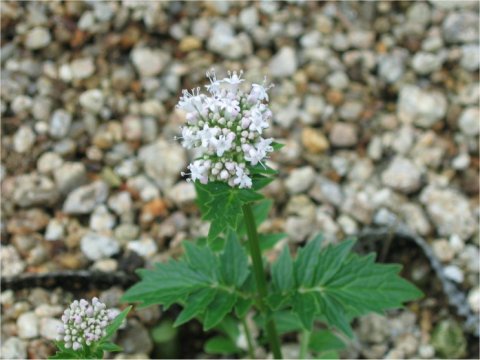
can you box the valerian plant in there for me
[50,298,131,359]
[122,70,423,359]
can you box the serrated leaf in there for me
[238,188,264,202]
[204,291,237,330]
[220,232,249,287]
[271,141,284,151]
[49,349,81,359]
[259,233,287,251]
[293,292,317,329]
[272,246,294,293]
[204,336,240,355]
[309,330,346,353]
[104,306,131,340]
[174,288,217,327]
[282,235,423,336]
[251,174,274,191]
[217,315,241,341]
[317,350,339,359]
[98,342,123,353]
[248,163,278,175]
[235,297,253,318]
[272,311,303,334]
[294,234,323,286]
[184,241,218,280]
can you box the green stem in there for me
[299,330,311,359]
[242,203,283,359]
[241,317,256,359]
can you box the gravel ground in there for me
[1,1,479,359]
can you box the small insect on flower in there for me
[176,69,275,189]
[57,297,119,351]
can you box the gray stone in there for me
[378,52,406,83]
[285,216,314,243]
[131,47,169,77]
[407,2,431,25]
[53,162,87,195]
[17,311,39,339]
[0,337,27,359]
[285,166,316,194]
[127,237,158,258]
[116,319,153,355]
[326,71,349,90]
[13,125,35,153]
[89,205,116,232]
[44,219,64,241]
[381,157,422,194]
[460,44,480,71]
[411,52,444,74]
[70,57,95,80]
[468,287,480,313]
[80,233,120,261]
[397,85,447,128]
[13,174,59,208]
[458,107,479,135]
[207,21,251,59]
[49,109,72,139]
[63,181,109,214]
[24,27,51,49]
[269,47,297,77]
[348,30,375,49]
[339,101,364,121]
[39,317,63,340]
[442,11,479,44]
[443,265,464,283]
[138,139,186,192]
[309,176,343,207]
[1,245,25,277]
[329,123,358,147]
[79,89,104,113]
[108,191,133,216]
[168,182,196,208]
[420,186,476,240]
[239,7,258,30]
[400,203,432,236]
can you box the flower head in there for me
[176,70,274,189]
[57,297,119,351]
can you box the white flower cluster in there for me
[57,298,119,351]
[177,69,274,189]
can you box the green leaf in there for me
[204,336,240,355]
[309,330,346,353]
[49,349,81,359]
[317,350,339,359]
[293,292,317,329]
[272,311,303,334]
[272,246,294,293]
[294,234,323,286]
[220,232,249,287]
[279,235,423,336]
[235,297,253,318]
[271,141,284,151]
[184,241,218,280]
[248,163,278,175]
[259,233,287,251]
[174,288,217,327]
[237,199,273,235]
[204,291,237,330]
[251,174,274,191]
[98,342,123,353]
[104,306,131,340]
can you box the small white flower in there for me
[222,70,244,91]
[211,133,235,157]
[234,165,252,189]
[198,124,218,148]
[189,160,208,184]
[205,69,222,94]
[177,87,204,113]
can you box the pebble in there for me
[309,176,343,207]
[49,109,72,138]
[24,27,51,49]
[108,191,133,216]
[381,157,422,194]
[420,185,476,240]
[207,21,252,59]
[269,47,297,77]
[53,162,87,195]
[138,139,186,192]
[17,312,39,339]
[301,127,329,154]
[34,304,63,318]
[37,152,64,174]
[285,166,316,194]
[432,239,455,262]
[339,101,363,121]
[116,319,154,355]
[284,216,314,243]
[13,126,36,153]
[397,85,447,128]
[179,36,202,52]
[329,123,358,147]
[411,52,444,74]
[467,287,480,313]
[458,107,479,135]
[63,181,109,214]
[378,52,406,83]
[1,246,26,277]
[13,174,59,208]
[326,71,349,90]
[131,47,169,77]
[442,11,479,44]
[127,237,158,258]
[0,337,27,359]
[452,152,470,170]
[70,57,95,80]
[89,205,116,232]
[460,44,480,71]
[39,318,62,340]
[443,265,464,283]
[79,89,104,114]
[167,182,196,208]
[80,232,120,261]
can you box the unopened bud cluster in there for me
[177,69,274,189]
[57,298,118,351]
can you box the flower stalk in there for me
[242,203,282,359]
